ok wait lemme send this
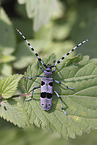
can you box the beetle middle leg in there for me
[25,86,41,101]
[25,76,43,79]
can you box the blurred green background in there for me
[0,0,97,144]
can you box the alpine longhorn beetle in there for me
[16,28,88,115]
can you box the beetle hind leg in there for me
[54,90,68,115]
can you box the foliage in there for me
[0,115,97,145]
[0,0,97,143]
[0,8,16,76]
[0,74,23,98]
[17,0,59,31]
[0,54,97,138]
[0,123,97,145]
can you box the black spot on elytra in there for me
[41,92,46,98]
[47,93,52,99]
[41,81,45,86]
[49,82,53,86]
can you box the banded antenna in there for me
[16,28,47,69]
[54,39,88,66]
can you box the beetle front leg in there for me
[54,79,74,90]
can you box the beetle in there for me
[16,28,88,114]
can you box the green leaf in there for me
[0,74,23,98]
[65,54,82,66]
[33,0,59,31]
[1,55,16,63]
[17,0,59,31]
[35,22,54,40]
[0,7,16,55]
[17,0,25,4]
[0,54,97,138]
[70,1,97,58]
[0,120,97,145]
[0,125,70,145]
[1,64,12,76]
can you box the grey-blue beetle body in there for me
[16,28,88,115]
[41,76,53,110]
[41,64,53,110]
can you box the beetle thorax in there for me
[44,64,52,77]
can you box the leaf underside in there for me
[0,54,97,138]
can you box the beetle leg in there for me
[54,90,67,115]
[54,79,74,89]
[25,86,41,101]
